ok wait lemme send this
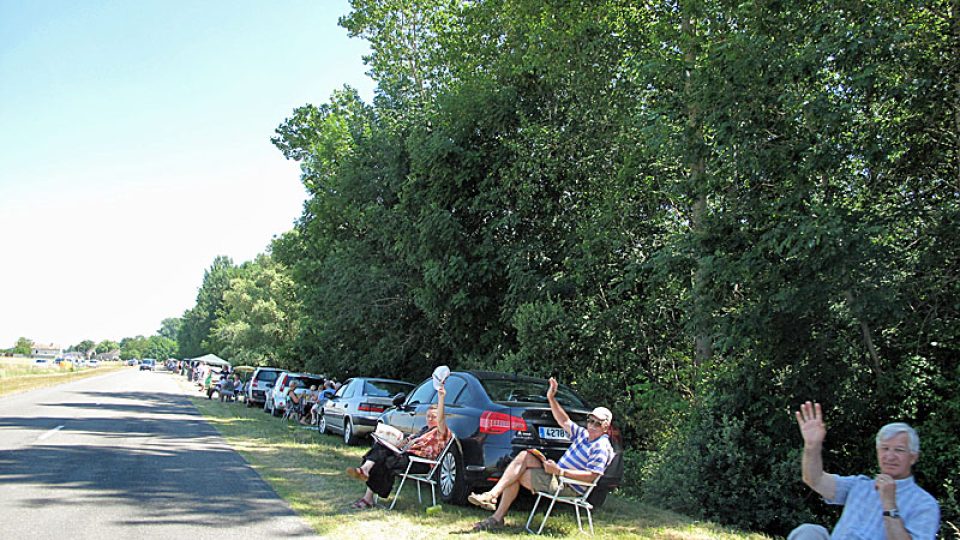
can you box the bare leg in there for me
[361,487,376,504]
[359,460,375,476]
[492,470,533,522]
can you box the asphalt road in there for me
[0,368,318,539]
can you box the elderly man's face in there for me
[585,416,609,440]
[877,432,918,480]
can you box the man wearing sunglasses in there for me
[468,377,615,531]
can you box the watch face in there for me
[884,509,901,518]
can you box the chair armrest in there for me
[559,476,597,488]
[408,456,437,465]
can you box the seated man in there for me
[467,377,614,531]
[790,401,940,540]
[219,376,236,402]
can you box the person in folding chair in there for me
[467,377,614,532]
[344,383,450,510]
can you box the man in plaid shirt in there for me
[789,401,940,540]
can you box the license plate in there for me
[538,426,569,441]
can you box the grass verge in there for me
[186,380,773,539]
[0,363,126,397]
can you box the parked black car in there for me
[377,370,624,507]
[319,377,415,445]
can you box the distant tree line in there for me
[174,0,958,535]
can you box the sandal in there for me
[472,516,504,531]
[350,497,375,509]
[467,491,497,511]
[346,467,369,481]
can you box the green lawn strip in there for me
[0,364,127,397]
[189,391,772,539]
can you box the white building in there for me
[31,343,62,359]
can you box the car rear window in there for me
[363,380,412,397]
[256,370,279,382]
[296,376,324,388]
[480,379,587,409]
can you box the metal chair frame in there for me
[389,435,456,510]
[525,471,603,535]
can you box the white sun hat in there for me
[432,365,451,390]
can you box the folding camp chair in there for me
[389,435,456,510]
[525,470,604,535]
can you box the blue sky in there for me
[0,0,376,349]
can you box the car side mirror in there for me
[391,392,407,407]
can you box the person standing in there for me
[789,401,940,539]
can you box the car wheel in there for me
[318,414,327,435]
[343,418,358,445]
[272,403,281,417]
[439,443,469,505]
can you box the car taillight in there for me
[358,403,386,413]
[479,411,528,434]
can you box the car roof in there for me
[461,370,551,383]
[350,377,414,385]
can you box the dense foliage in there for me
[176,0,958,535]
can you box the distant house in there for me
[95,350,121,362]
[32,343,62,359]
[62,351,85,362]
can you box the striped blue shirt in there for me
[557,421,614,492]
[826,475,940,539]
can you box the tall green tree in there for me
[211,253,300,367]
[177,256,236,358]
[95,340,120,354]
[158,318,182,342]
[13,337,32,355]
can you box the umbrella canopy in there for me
[191,353,231,368]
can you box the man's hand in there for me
[795,401,827,448]
[547,377,558,401]
[542,459,560,475]
[437,384,446,399]
[875,474,898,508]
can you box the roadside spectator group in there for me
[167,358,943,538]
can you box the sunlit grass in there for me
[0,360,126,396]
[184,378,774,539]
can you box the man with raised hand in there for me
[789,401,939,540]
[467,377,614,531]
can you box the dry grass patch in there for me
[188,385,773,540]
[0,361,126,396]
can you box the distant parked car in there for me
[377,370,624,507]
[87,359,100,368]
[139,359,156,371]
[126,359,137,366]
[33,358,50,366]
[265,372,325,417]
[246,367,283,408]
[318,377,415,445]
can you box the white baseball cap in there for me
[589,407,613,424]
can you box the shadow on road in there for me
[0,387,312,533]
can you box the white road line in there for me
[37,425,65,441]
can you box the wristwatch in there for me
[558,469,565,478]
[882,508,901,519]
